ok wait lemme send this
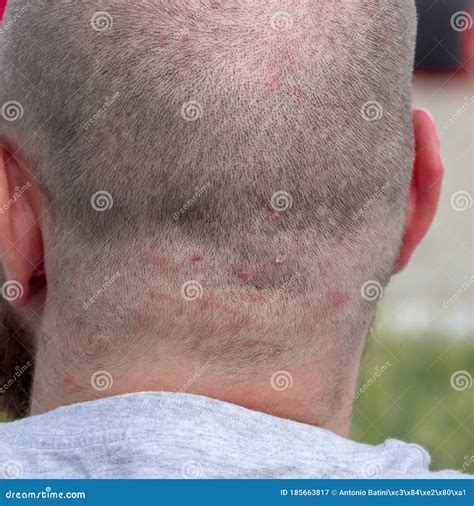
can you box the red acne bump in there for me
[247,292,268,303]
[149,291,174,303]
[233,267,252,281]
[158,37,169,48]
[63,375,80,388]
[190,254,203,263]
[262,74,281,91]
[333,292,350,308]
[143,252,172,269]
[238,237,250,247]
[269,211,284,222]
[291,85,306,105]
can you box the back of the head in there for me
[0,0,417,418]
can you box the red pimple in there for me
[262,74,281,91]
[269,210,284,221]
[63,375,80,388]
[190,254,203,263]
[333,292,350,308]
[158,37,169,48]
[233,266,251,281]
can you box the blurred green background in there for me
[352,332,473,472]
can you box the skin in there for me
[0,108,443,436]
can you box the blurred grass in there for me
[352,333,474,473]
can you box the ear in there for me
[394,109,444,273]
[0,147,44,307]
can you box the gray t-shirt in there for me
[0,392,468,479]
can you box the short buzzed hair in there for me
[0,0,417,416]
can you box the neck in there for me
[30,335,364,437]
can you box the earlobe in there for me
[394,109,444,273]
[0,147,44,307]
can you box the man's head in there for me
[0,0,443,430]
